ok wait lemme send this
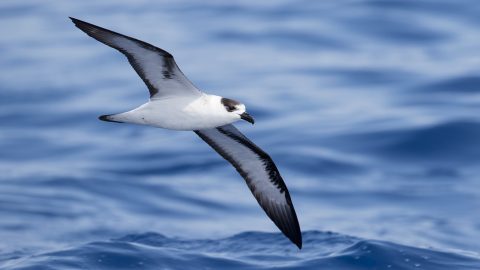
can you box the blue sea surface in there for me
[1,0,480,269]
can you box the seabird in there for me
[70,17,302,249]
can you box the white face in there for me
[197,95,254,126]
[220,97,254,125]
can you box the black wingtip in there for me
[281,210,302,249]
[69,17,87,31]
[287,230,302,249]
[294,237,302,249]
[69,17,94,30]
[69,17,81,24]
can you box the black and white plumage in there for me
[71,17,302,248]
[195,125,301,248]
[71,17,200,99]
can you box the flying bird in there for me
[70,17,302,249]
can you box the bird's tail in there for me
[98,114,125,123]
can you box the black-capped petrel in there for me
[70,17,302,249]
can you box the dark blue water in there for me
[1,0,480,269]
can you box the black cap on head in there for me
[221,97,240,112]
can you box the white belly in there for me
[110,95,239,131]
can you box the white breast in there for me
[115,95,239,130]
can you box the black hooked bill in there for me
[240,112,254,124]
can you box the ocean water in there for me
[1,0,480,269]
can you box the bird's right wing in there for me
[195,124,302,249]
[70,17,202,99]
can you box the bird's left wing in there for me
[70,17,202,99]
[195,124,302,249]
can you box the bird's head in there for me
[220,97,254,125]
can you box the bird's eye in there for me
[225,105,236,112]
[221,98,240,112]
